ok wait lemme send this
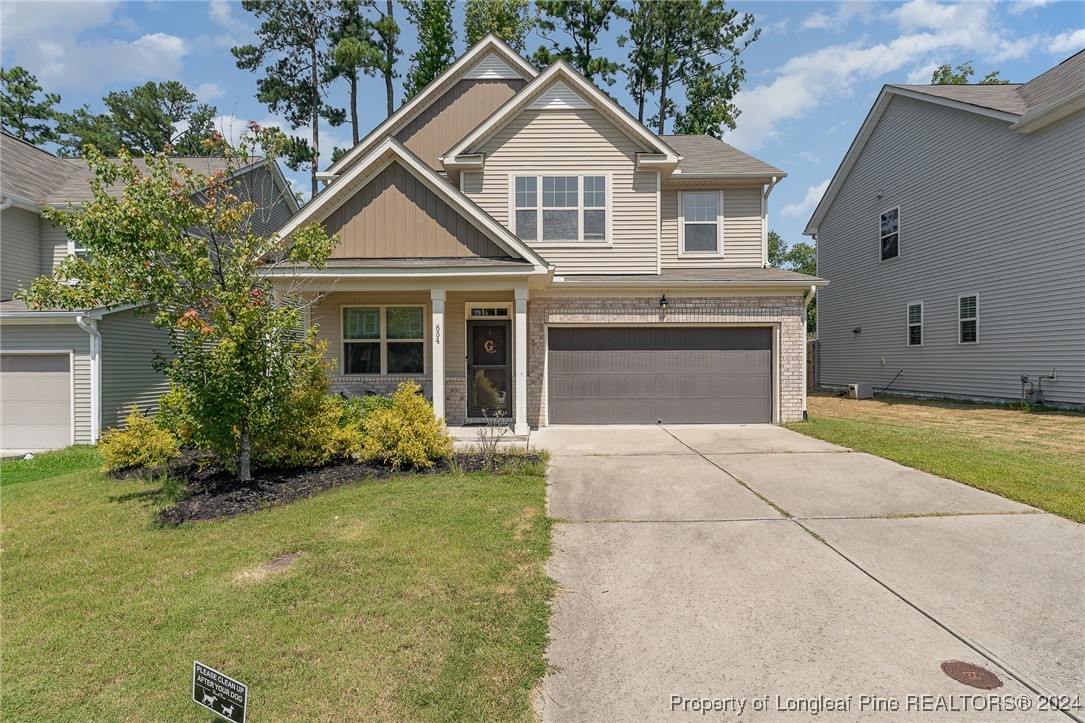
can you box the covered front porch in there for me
[301,279,533,435]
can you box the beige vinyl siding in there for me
[323,161,510,259]
[817,95,1085,405]
[311,292,432,375]
[98,309,171,429]
[661,187,764,268]
[467,108,658,275]
[396,79,525,170]
[1,207,41,299]
[0,323,92,443]
[40,219,69,274]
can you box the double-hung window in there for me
[514,174,607,243]
[680,191,722,254]
[343,306,425,375]
[959,295,978,344]
[907,302,923,346]
[880,207,899,261]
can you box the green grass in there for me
[1,445,102,487]
[1,457,553,721]
[787,394,1085,523]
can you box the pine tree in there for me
[403,0,458,100]
[533,0,620,86]
[464,0,533,52]
[0,66,61,145]
[367,0,403,117]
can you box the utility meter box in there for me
[848,383,874,400]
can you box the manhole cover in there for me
[941,661,1002,689]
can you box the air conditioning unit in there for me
[847,383,873,400]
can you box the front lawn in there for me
[1,449,553,721]
[787,392,1085,523]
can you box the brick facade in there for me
[526,295,807,426]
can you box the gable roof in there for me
[805,50,1085,236]
[272,135,550,273]
[440,60,680,171]
[664,135,785,178]
[324,34,537,177]
[0,131,298,216]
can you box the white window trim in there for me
[508,172,612,248]
[906,301,923,347]
[678,190,725,258]
[879,206,900,263]
[341,304,427,376]
[958,293,979,345]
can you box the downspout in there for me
[0,196,13,211]
[76,315,102,443]
[761,177,780,267]
[802,284,818,420]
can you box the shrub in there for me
[99,407,179,473]
[341,393,394,427]
[361,382,453,469]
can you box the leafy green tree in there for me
[56,81,219,157]
[233,0,343,197]
[17,127,337,482]
[768,230,818,332]
[464,0,534,52]
[533,0,620,86]
[622,0,757,135]
[0,66,60,144]
[931,61,1010,85]
[403,0,458,100]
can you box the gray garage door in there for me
[548,327,771,424]
[1,354,72,450]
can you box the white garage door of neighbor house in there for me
[1,354,73,451]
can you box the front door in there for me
[467,320,511,418]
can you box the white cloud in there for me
[208,0,250,48]
[906,62,940,84]
[1047,28,1085,55]
[1009,0,1054,14]
[196,82,226,103]
[799,150,823,164]
[801,10,834,30]
[782,179,831,218]
[0,1,116,38]
[725,0,1045,151]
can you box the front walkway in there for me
[532,425,1084,721]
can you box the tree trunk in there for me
[238,422,252,482]
[385,0,395,117]
[310,37,320,198]
[350,72,359,144]
[637,78,646,123]
[657,65,670,136]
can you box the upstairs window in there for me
[959,295,978,344]
[907,302,923,346]
[513,174,607,243]
[880,207,899,261]
[343,306,425,375]
[681,191,722,255]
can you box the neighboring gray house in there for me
[0,132,298,450]
[806,51,1084,407]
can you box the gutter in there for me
[75,314,102,443]
[762,176,781,267]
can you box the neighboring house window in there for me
[343,306,425,375]
[959,295,978,344]
[513,174,607,243]
[680,191,722,254]
[907,302,923,346]
[880,207,899,261]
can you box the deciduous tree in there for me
[931,60,1009,85]
[464,0,533,52]
[768,230,817,332]
[18,127,337,482]
[0,66,60,145]
[403,0,458,100]
[533,0,620,85]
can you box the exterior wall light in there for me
[660,295,668,310]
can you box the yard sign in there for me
[193,661,247,723]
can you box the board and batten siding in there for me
[0,323,92,443]
[817,95,1085,405]
[98,309,171,429]
[323,161,510,259]
[395,79,526,170]
[1,207,41,300]
[660,187,764,268]
[465,108,658,275]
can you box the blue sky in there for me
[2,0,1082,248]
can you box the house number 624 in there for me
[435,324,441,343]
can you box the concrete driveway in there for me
[533,425,1085,721]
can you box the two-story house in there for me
[0,132,297,451]
[805,51,1084,407]
[271,35,823,435]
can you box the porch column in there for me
[513,287,529,435]
[431,289,446,420]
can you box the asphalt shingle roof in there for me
[662,134,785,176]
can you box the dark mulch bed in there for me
[150,451,541,525]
